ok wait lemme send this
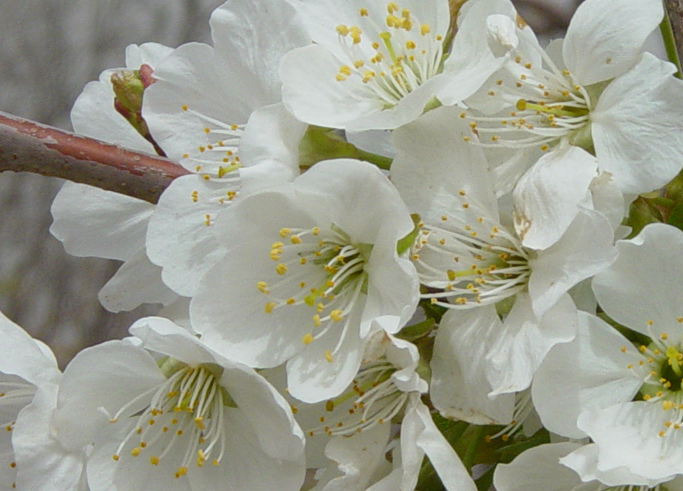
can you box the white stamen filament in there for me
[110,365,229,478]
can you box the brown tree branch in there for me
[0,111,189,204]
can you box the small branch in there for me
[0,111,189,204]
[665,0,683,76]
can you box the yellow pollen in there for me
[659,431,666,437]
[350,26,362,44]
[290,235,301,244]
[264,302,276,314]
[276,263,288,275]
[112,455,120,461]
[359,8,368,16]
[131,447,141,457]
[286,298,296,305]
[303,333,314,345]
[336,24,349,36]
[405,40,416,49]
[339,65,352,76]
[330,310,343,322]
[335,74,347,82]
[661,333,669,340]
[313,314,321,327]
[387,2,398,13]
[420,24,430,35]
[257,281,269,294]
[175,467,188,478]
[325,350,334,363]
[279,228,291,238]
[181,104,188,111]
[150,456,159,465]
[663,401,674,410]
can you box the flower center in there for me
[411,192,530,309]
[334,3,445,107]
[620,319,683,440]
[259,224,371,362]
[462,43,591,153]
[305,359,407,437]
[109,361,234,479]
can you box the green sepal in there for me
[397,214,421,256]
[298,125,393,170]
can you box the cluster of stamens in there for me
[622,319,683,439]
[411,192,530,309]
[179,104,243,180]
[334,3,445,106]
[109,364,230,479]
[304,359,406,437]
[462,44,591,152]
[258,224,371,363]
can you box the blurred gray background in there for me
[0,0,581,367]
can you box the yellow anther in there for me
[663,401,674,410]
[339,65,352,76]
[276,263,288,275]
[175,467,188,478]
[302,333,314,345]
[405,40,416,50]
[150,456,159,465]
[359,8,368,16]
[131,447,141,457]
[335,74,347,82]
[336,24,349,36]
[330,310,343,322]
[662,333,669,340]
[264,302,276,314]
[286,298,296,305]
[112,455,120,461]
[349,26,362,44]
[325,350,334,362]
[387,2,398,13]
[420,24,430,35]
[279,228,291,238]
[257,281,269,294]
[313,314,321,327]
[181,104,188,111]
[290,235,301,244]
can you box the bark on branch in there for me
[0,111,189,204]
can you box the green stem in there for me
[661,10,682,78]
[462,425,486,471]
[353,146,393,170]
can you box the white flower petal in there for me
[578,402,683,482]
[593,223,683,338]
[592,53,683,194]
[528,208,617,318]
[513,145,597,250]
[210,0,310,107]
[146,174,229,297]
[532,312,644,439]
[391,106,497,221]
[432,307,514,424]
[50,182,153,261]
[487,292,577,395]
[494,442,590,491]
[98,248,178,313]
[563,0,663,85]
[13,384,88,491]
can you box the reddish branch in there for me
[0,111,189,204]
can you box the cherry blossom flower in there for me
[190,159,419,402]
[280,0,521,131]
[392,106,616,394]
[55,316,306,491]
[461,0,683,195]
[534,224,683,483]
